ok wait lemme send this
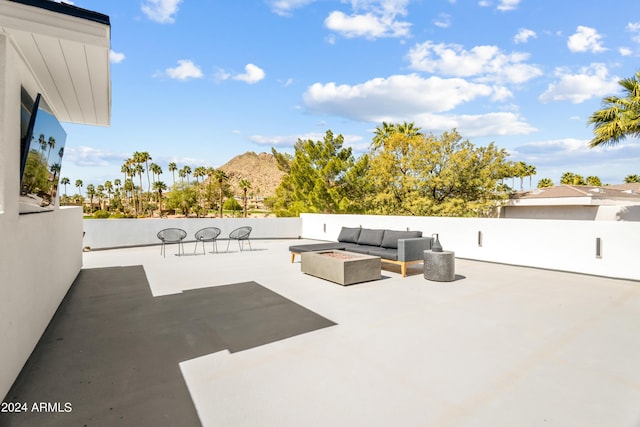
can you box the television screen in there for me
[20,93,67,214]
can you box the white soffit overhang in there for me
[0,0,111,126]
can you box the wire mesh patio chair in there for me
[157,228,187,257]
[226,226,252,252]
[194,227,221,254]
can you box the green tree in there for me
[588,71,640,147]
[624,174,640,183]
[537,178,554,188]
[366,129,509,217]
[165,182,198,217]
[270,130,362,216]
[223,197,242,217]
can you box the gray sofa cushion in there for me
[337,227,361,243]
[357,229,385,246]
[340,242,364,252]
[289,242,345,253]
[368,247,399,261]
[380,230,423,249]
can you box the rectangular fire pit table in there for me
[301,250,381,285]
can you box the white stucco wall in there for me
[0,35,84,400]
[82,217,302,249]
[300,213,640,281]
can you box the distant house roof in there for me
[507,184,640,207]
[0,0,111,125]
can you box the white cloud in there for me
[64,146,126,167]
[141,0,182,24]
[567,26,606,53]
[512,138,640,183]
[433,13,452,29]
[407,41,543,84]
[514,28,536,44]
[497,0,520,11]
[304,74,494,119]
[164,60,203,80]
[627,22,640,44]
[619,47,633,56]
[325,10,410,39]
[249,132,364,149]
[268,0,317,17]
[233,64,266,84]
[478,0,520,11]
[539,63,619,104]
[110,50,125,64]
[325,0,412,39]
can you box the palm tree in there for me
[46,136,56,163]
[537,178,554,188]
[624,174,640,183]
[133,163,144,214]
[193,166,207,185]
[168,162,177,187]
[588,71,640,147]
[213,169,228,217]
[586,176,602,186]
[104,180,113,209]
[96,184,105,210]
[153,181,168,214]
[371,121,422,149]
[75,179,83,197]
[560,172,585,186]
[38,134,47,154]
[86,184,96,213]
[150,163,162,185]
[238,179,252,218]
[60,177,70,196]
[525,164,537,190]
[181,165,192,185]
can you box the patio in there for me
[3,239,640,426]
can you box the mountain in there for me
[219,151,285,199]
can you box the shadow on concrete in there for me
[1,266,336,427]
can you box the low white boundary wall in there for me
[1,206,83,400]
[301,214,640,281]
[83,217,302,250]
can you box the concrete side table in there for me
[424,250,455,282]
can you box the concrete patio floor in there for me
[6,239,640,426]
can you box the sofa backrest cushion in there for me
[357,228,385,246]
[380,230,423,249]
[337,227,361,243]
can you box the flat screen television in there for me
[19,92,67,214]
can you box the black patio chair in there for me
[157,228,187,257]
[194,227,221,254]
[226,226,252,252]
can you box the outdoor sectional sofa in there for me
[289,227,433,277]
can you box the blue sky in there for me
[59,0,640,192]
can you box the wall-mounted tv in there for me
[19,92,67,214]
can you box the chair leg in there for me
[226,239,231,253]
